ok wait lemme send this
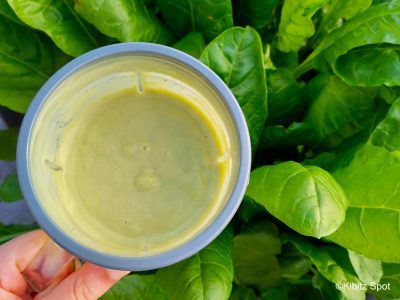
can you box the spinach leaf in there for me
[309,272,347,300]
[0,0,23,24]
[229,286,257,300]
[100,275,169,300]
[328,97,400,262]
[237,196,266,223]
[316,0,372,38]
[333,45,400,87]
[142,0,155,10]
[371,263,400,298]
[302,75,377,148]
[296,0,400,76]
[276,0,329,52]
[284,234,365,300]
[0,16,68,112]
[280,258,312,282]
[369,97,400,150]
[270,48,299,71]
[173,32,205,59]
[233,221,281,289]
[1,0,400,296]
[372,85,400,104]
[0,173,22,202]
[234,0,278,35]
[246,161,347,238]
[348,250,383,284]
[263,74,382,150]
[266,68,304,126]
[7,0,101,57]
[155,228,234,300]
[279,244,312,280]
[200,27,268,152]
[75,0,174,45]
[155,0,233,41]
[0,128,18,160]
[0,223,38,244]
[260,122,316,150]
[261,286,290,300]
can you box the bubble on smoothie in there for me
[123,143,138,156]
[134,168,160,192]
[142,144,151,151]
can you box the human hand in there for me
[0,230,129,300]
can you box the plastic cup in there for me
[17,43,251,270]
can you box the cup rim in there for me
[17,42,251,270]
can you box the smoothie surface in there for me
[55,87,230,255]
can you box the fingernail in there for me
[23,239,75,292]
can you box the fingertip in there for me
[2,230,49,270]
[35,263,130,300]
[84,264,130,281]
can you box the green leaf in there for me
[270,47,299,71]
[0,0,23,24]
[100,275,169,300]
[303,75,377,148]
[0,16,68,112]
[328,97,400,262]
[260,122,316,150]
[261,286,290,300]
[296,0,400,76]
[375,85,400,104]
[0,128,18,160]
[262,74,381,151]
[7,0,101,57]
[155,0,233,41]
[0,88,35,113]
[235,0,278,35]
[317,0,372,37]
[142,0,155,9]
[284,234,365,300]
[173,32,206,59]
[266,68,304,126]
[200,26,268,152]
[348,250,383,284]
[229,286,257,300]
[280,256,312,281]
[237,195,266,223]
[279,244,312,280]
[246,161,347,238]
[155,228,234,300]
[371,263,400,298]
[276,0,329,52]
[0,223,38,244]
[0,173,22,202]
[333,46,400,87]
[309,272,347,300]
[75,0,174,45]
[233,221,281,289]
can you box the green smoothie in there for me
[29,55,238,257]
[54,88,231,255]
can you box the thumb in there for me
[35,263,129,300]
